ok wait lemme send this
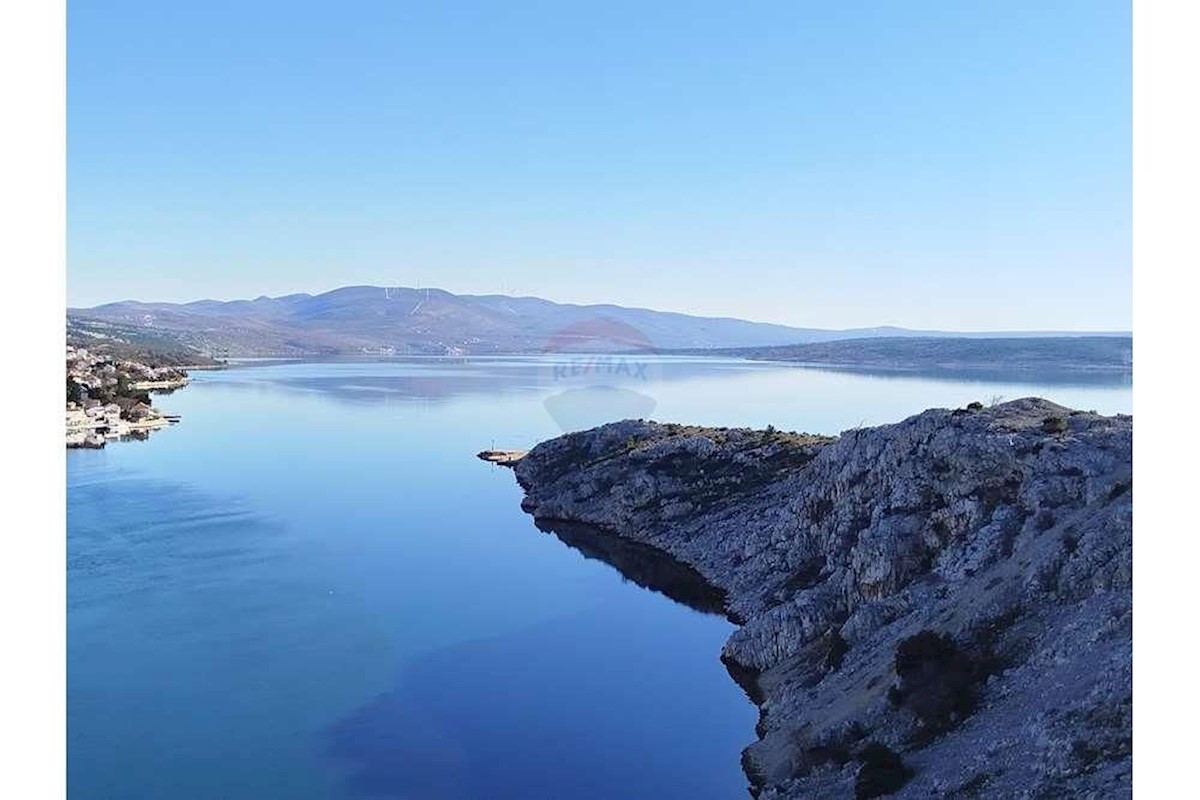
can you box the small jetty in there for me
[477,449,527,466]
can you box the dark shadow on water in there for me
[533,518,729,619]
[533,519,768,711]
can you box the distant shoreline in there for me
[756,358,1133,373]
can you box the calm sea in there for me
[67,357,1131,799]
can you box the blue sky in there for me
[68,1,1130,330]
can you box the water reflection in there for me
[534,519,729,618]
[203,356,1132,410]
[206,357,773,406]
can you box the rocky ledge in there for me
[507,398,1131,798]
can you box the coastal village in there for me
[65,343,188,448]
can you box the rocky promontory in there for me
[506,399,1132,798]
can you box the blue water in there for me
[67,357,1131,799]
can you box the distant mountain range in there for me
[68,285,1131,357]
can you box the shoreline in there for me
[65,343,199,449]
[499,399,1132,798]
[752,358,1134,374]
[66,411,178,449]
[530,517,734,621]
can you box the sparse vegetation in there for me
[822,629,849,672]
[1042,415,1068,434]
[855,742,913,799]
[889,630,979,738]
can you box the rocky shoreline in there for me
[501,399,1132,798]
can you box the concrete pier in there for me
[477,449,527,466]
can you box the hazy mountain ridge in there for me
[69,286,1131,357]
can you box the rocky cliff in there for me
[508,398,1132,798]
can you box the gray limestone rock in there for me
[508,398,1132,798]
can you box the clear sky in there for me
[68,1,1130,330]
